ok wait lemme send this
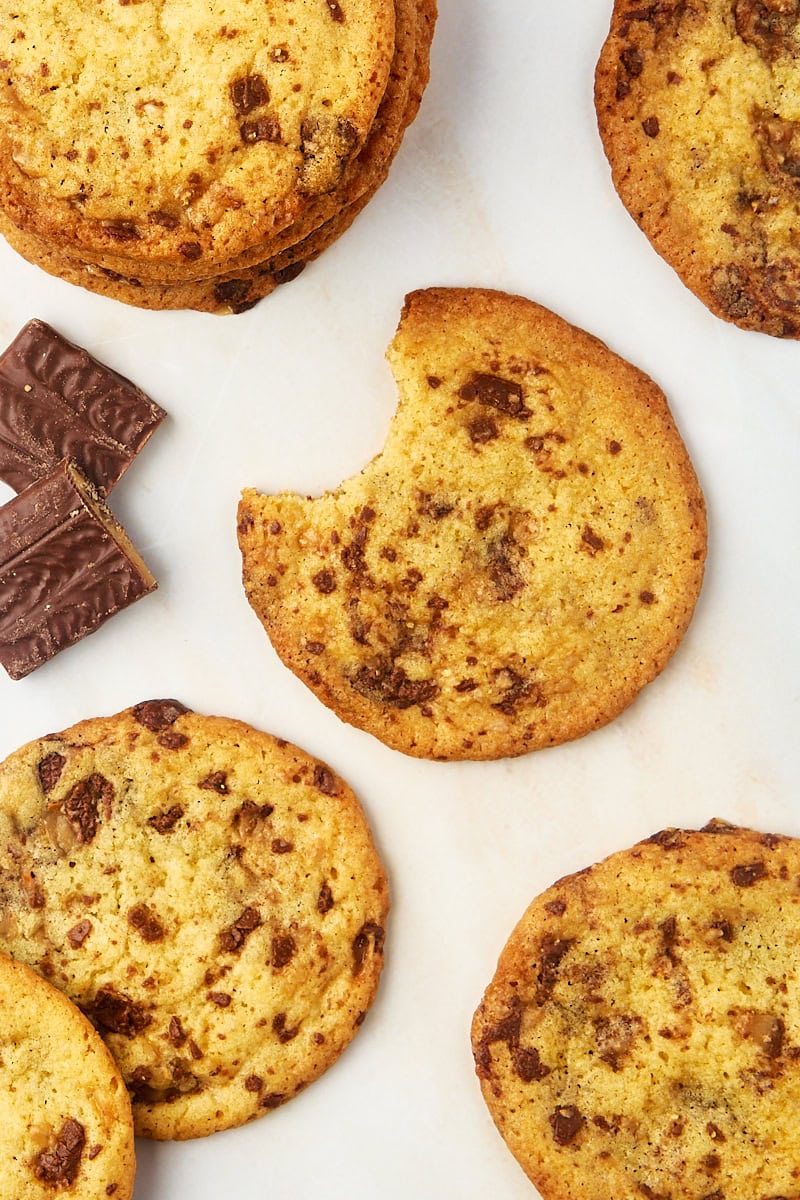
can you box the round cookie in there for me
[0,951,135,1199]
[0,701,389,1140]
[0,0,435,312]
[596,2,800,337]
[472,820,800,1200]
[0,0,396,268]
[40,0,432,287]
[238,287,706,760]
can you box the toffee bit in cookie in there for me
[470,411,502,440]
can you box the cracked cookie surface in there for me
[0,701,389,1139]
[596,1,800,336]
[0,0,395,267]
[238,287,706,760]
[0,950,134,1198]
[472,820,800,1200]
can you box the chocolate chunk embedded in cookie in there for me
[0,702,389,1139]
[472,820,800,1200]
[0,951,135,1198]
[238,287,706,760]
[596,1,800,336]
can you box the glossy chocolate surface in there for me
[0,319,165,495]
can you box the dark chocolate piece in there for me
[0,459,156,679]
[0,319,165,496]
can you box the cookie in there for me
[0,950,135,1199]
[238,287,706,760]
[596,2,800,337]
[0,0,395,268]
[0,0,436,309]
[471,820,800,1200]
[42,0,431,288]
[0,701,389,1139]
[0,21,425,316]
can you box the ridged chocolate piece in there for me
[0,460,156,679]
[0,319,165,495]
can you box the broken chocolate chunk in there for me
[351,659,439,709]
[37,750,66,794]
[352,920,385,975]
[458,372,528,417]
[731,861,767,886]
[62,773,114,843]
[312,763,338,794]
[85,986,152,1036]
[0,319,164,495]
[34,1117,86,1186]
[219,906,262,954]
[271,934,297,969]
[229,73,269,115]
[0,460,157,679]
[550,1105,584,1145]
[146,804,184,833]
[240,116,282,145]
[132,699,188,731]
[128,902,165,942]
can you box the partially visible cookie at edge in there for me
[595,2,800,337]
[238,287,706,760]
[0,701,389,1139]
[471,820,800,1199]
[0,950,135,1199]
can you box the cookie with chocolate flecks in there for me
[238,287,706,760]
[0,702,389,1140]
[0,0,436,311]
[0,951,135,1198]
[0,0,395,269]
[471,820,800,1200]
[596,1,800,337]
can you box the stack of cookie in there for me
[0,0,435,313]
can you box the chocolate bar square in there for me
[0,460,157,679]
[0,319,165,495]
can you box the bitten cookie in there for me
[238,287,706,761]
[0,951,135,1199]
[0,701,389,1140]
[596,2,800,337]
[472,820,800,1200]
